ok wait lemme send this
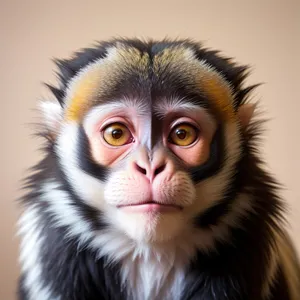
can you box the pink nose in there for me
[134,161,166,182]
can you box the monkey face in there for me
[44,41,253,244]
[82,100,215,242]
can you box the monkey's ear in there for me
[237,103,256,128]
[39,101,63,136]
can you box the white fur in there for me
[39,100,62,134]
[56,123,106,208]
[18,206,59,300]
[92,228,191,300]
[91,194,253,300]
[41,182,95,246]
[153,98,203,117]
[83,98,149,131]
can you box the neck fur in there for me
[91,228,199,300]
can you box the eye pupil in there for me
[176,129,187,140]
[112,129,123,139]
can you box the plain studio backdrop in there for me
[1,0,299,299]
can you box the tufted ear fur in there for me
[39,101,63,138]
[237,103,256,129]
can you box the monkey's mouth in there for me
[118,201,183,213]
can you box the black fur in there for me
[190,126,224,183]
[179,115,290,299]
[39,213,125,300]
[185,126,286,299]
[78,125,109,181]
[18,38,299,300]
[22,146,107,231]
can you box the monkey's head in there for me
[40,39,256,245]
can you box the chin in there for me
[113,209,186,242]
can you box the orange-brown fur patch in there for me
[65,46,150,122]
[197,75,235,122]
[154,47,235,122]
[65,44,235,123]
[65,66,104,121]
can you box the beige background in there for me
[1,0,299,299]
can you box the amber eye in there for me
[168,123,198,146]
[103,123,133,146]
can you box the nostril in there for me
[135,163,147,175]
[154,164,166,176]
[134,162,166,179]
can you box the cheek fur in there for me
[152,171,196,206]
[56,123,107,207]
[169,139,210,166]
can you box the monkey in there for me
[17,38,300,300]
